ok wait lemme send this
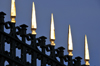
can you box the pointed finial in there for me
[11,0,16,23]
[84,35,90,65]
[50,13,55,46]
[68,25,73,56]
[31,2,37,35]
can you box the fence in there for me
[0,11,88,66]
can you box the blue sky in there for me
[0,0,100,66]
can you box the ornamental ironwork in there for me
[0,0,90,66]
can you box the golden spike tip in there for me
[68,25,73,56]
[50,13,55,46]
[31,2,37,35]
[84,35,90,65]
[11,0,16,23]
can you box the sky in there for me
[0,0,100,66]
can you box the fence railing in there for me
[0,12,88,66]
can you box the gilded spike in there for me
[50,13,55,46]
[11,0,16,23]
[31,2,37,35]
[84,35,90,65]
[68,25,73,56]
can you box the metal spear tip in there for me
[11,0,16,23]
[31,2,37,35]
[84,35,90,65]
[50,13,55,46]
[68,24,73,56]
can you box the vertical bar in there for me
[58,47,65,64]
[20,24,28,65]
[74,57,82,66]
[0,12,6,66]
[39,36,47,66]
[50,46,56,66]
[31,35,37,66]
[10,23,16,66]
[68,56,73,66]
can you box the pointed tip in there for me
[50,13,55,40]
[50,13,55,46]
[84,35,90,65]
[68,24,71,30]
[31,2,37,35]
[85,34,87,45]
[32,2,35,7]
[51,13,54,21]
[85,34,87,37]
[69,24,70,27]
[51,13,53,16]
[33,2,34,4]
[85,35,87,41]
[68,25,73,56]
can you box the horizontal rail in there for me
[0,30,66,66]
[0,53,25,66]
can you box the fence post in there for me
[20,24,28,65]
[67,56,73,66]
[0,12,6,66]
[39,36,47,66]
[58,47,65,64]
[50,46,56,66]
[74,56,82,66]
[9,22,17,66]
[31,35,37,66]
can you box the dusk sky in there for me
[0,0,100,66]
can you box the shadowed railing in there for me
[0,11,88,66]
[0,12,66,66]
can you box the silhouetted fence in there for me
[0,12,87,66]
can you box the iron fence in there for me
[0,12,87,66]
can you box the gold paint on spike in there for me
[68,25,73,56]
[11,0,16,23]
[31,2,37,35]
[50,13,55,46]
[84,35,90,66]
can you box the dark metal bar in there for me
[50,46,56,66]
[0,53,25,66]
[58,47,65,64]
[74,56,82,66]
[10,23,16,66]
[0,12,6,66]
[68,56,73,66]
[20,24,28,65]
[31,35,37,66]
[39,36,47,66]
